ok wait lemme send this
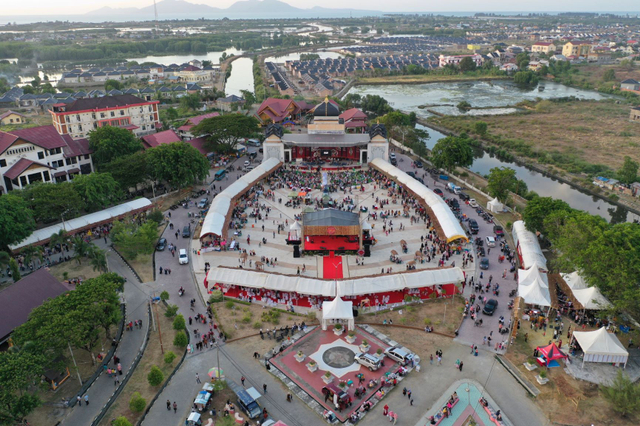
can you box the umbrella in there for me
[288,191,298,198]
[298,191,307,197]
[400,240,407,245]
[391,250,398,255]
[208,367,223,378]
[415,251,422,257]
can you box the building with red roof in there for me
[0,125,93,193]
[255,98,302,125]
[531,42,556,55]
[177,112,221,140]
[339,108,367,133]
[141,129,182,148]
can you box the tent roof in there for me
[537,343,567,361]
[572,327,628,357]
[487,197,503,208]
[322,297,353,320]
[561,271,588,290]
[302,209,359,227]
[519,278,551,307]
[518,265,549,288]
[512,221,547,271]
[572,287,611,310]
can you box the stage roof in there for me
[302,209,360,227]
[281,133,370,147]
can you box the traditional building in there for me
[176,112,220,140]
[338,108,367,133]
[140,129,182,149]
[262,98,388,165]
[49,94,160,139]
[255,98,303,125]
[0,125,93,193]
[531,42,556,55]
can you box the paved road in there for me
[60,240,150,425]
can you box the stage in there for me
[305,236,359,252]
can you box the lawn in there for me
[48,260,102,282]
[99,303,184,426]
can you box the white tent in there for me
[518,280,551,307]
[486,197,504,213]
[322,297,354,331]
[518,264,549,288]
[512,221,547,271]
[561,271,588,290]
[571,327,629,368]
[561,272,610,310]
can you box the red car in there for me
[433,188,444,198]
[493,225,504,236]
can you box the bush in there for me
[253,321,263,329]
[165,304,178,318]
[160,291,170,301]
[242,312,252,323]
[209,290,223,303]
[147,365,164,386]
[148,209,164,224]
[164,351,177,364]
[424,318,432,325]
[173,314,186,330]
[129,392,146,413]
[113,417,133,426]
[225,300,235,309]
[174,330,188,347]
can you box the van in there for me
[384,345,414,366]
[354,353,382,371]
[247,139,261,147]
[179,249,189,265]
[228,380,262,419]
[322,383,352,410]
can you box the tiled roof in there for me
[339,108,367,122]
[186,137,210,156]
[0,125,69,154]
[63,137,92,157]
[0,110,25,120]
[4,158,53,180]
[62,94,150,112]
[141,130,181,148]
[186,112,220,127]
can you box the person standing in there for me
[167,399,171,410]
[84,394,89,405]
[117,363,122,375]
[173,401,177,413]
[196,373,201,384]
[77,395,82,406]
[459,361,464,372]
[241,376,245,386]
[263,383,267,393]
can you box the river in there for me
[346,81,634,223]
[224,57,254,97]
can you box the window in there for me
[65,116,70,123]
[120,110,125,116]
[93,123,97,129]
[0,159,6,167]
[43,171,50,181]
[84,154,90,160]
[66,158,72,166]
[76,114,80,121]
[149,115,153,121]
[92,113,96,119]
[110,111,115,117]
[148,105,153,112]
[38,151,44,160]
[150,124,155,129]
[100,113,106,118]
[20,176,27,187]
[142,125,146,131]
[78,125,83,131]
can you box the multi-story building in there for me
[438,54,484,68]
[531,42,556,55]
[562,41,592,58]
[0,125,93,193]
[49,94,160,139]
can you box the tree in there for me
[72,173,121,211]
[19,181,83,224]
[101,151,149,190]
[0,194,36,249]
[110,220,159,260]
[0,349,46,424]
[88,126,143,168]
[179,93,201,111]
[602,370,640,416]
[430,135,474,174]
[129,392,147,412]
[145,143,210,188]
[618,156,638,184]
[360,95,392,116]
[341,93,362,109]
[160,291,170,301]
[173,331,188,347]
[165,304,179,318]
[513,71,539,86]
[104,79,122,91]
[147,365,164,386]
[89,246,108,273]
[474,121,488,136]
[603,69,616,81]
[164,351,177,364]
[522,197,572,234]
[70,236,92,265]
[49,229,69,249]
[516,52,530,70]
[21,245,43,268]
[459,56,477,72]
[173,314,186,331]
[240,90,256,109]
[457,101,471,111]
[191,115,259,154]
[486,167,518,203]
[9,258,21,282]
[148,209,164,224]
[113,417,133,426]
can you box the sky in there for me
[3,0,639,16]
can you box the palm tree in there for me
[21,246,44,268]
[49,229,69,249]
[89,246,108,273]
[71,236,91,265]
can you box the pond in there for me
[263,51,344,64]
[224,57,254,97]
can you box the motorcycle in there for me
[509,289,517,297]
[508,300,514,310]
[178,287,185,297]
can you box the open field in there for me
[48,260,102,282]
[429,99,640,173]
[569,63,640,90]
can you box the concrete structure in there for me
[562,41,592,58]
[0,111,26,126]
[50,94,160,139]
[630,106,640,122]
[531,42,556,55]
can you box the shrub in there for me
[225,300,235,309]
[165,304,178,318]
[129,392,146,413]
[253,321,263,329]
[164,351,177,364]
[376,348,383,355]
[160,291,170,301]
[174,331,188,347]
[424,318,432,325]
[173,314,186,331]
[242,312,252,323]
[147,365,164,386]
[334,323,343,330]
[113,417,133,426]
[148,209,164,224]
[209,290,223,303]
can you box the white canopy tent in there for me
[561,272,611,310]
[486,197,504,213]
[512,221,547,271]
[322,297,354,330]
[571,327,629,368]
[561,271,588,290]
[518,264,549,288]
[9,198,152,251]
[518,264,551,307]
[370,158,468,243]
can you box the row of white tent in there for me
[561,271,611,310]
[199,158,282,240]
[9,198,153,251]
[206,266,464,298]
[512,220,547,271]
[369,158,468,243]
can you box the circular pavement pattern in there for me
[322,346,356,368]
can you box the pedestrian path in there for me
[60,239,151,425]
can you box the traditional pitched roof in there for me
[0,110,25,120]
[61,94,151,112]
[256,98,300,123]
[141,130,181,148]
[339,108,367,122]
[0,125,71,154]
[63,137,92,157]
[185,137,210,155]
[4,158,53,180]
[184,112,220,127]
[621,79,640,85]
[217,94,244,103]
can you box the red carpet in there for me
[304,235,359,251]
[323,255,343,279]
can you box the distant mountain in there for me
[84,0,383,19]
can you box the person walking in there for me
[83,394,89,405]
[241,376,245,386]
[263,383,267,393]
[173,401,177,413]
[117,363,122,375]
[167,400,171,410]
[77,395,82,406]
[196,373,201,384]
[459,361,464,372]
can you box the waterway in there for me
[126,48,243,66]
[263,51,343,63]
[224,57,254,97]
[346,81,634,223]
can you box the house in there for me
[438,54,484,68]
[50,94,160,139]
[255,98,302,125]
[0,125,93,193]
[0,111,26,126]
[216,95,245,112]
[562,41,592,58]
[0,268,69,346]
[176,112,220,140]
[550,54,568,62]
[339,108,367,133]
[630,107,640,122]
[140,129,181,149]
[500,63,519,72]
[531,42,556,55]
[621,79,640,92]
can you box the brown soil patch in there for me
[99,304,184,426]
[48,261,102,282]
[126,252,154,283]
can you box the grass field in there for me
[568,63,640,90]
[48,260,102,282]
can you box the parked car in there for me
[384,345,414,366]
[483,299,498,315]
[469,199,478,208]
[415,160,423,168]
[407,171,416,178]
[468,219,479,234]
[179,249,189,265]
[453,187,463,195]
[390,157,397,166]
[485,236,496,247]
[322,384,352,411]
[434,188,444,197]
[459,192,470,201]
[182,225,191,238]
[197,198,209,209]
[493,225,504,236]
[389,152,396,160]
[244,160,251,167]
[480,257,490,270]
[156,238,167,251]
[354,353,382,371]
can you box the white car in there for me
[244,160,251,167]
[485,236,496,247]
[178,249,189,265]
[469,199,478,208]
